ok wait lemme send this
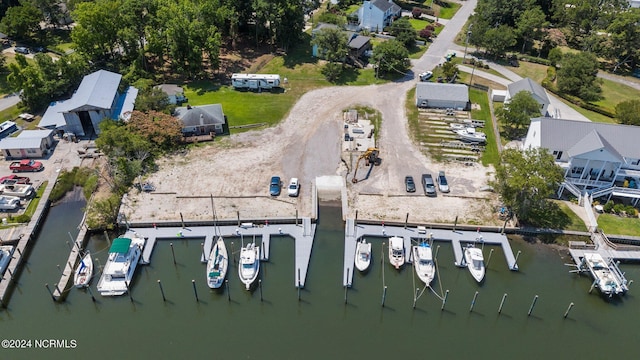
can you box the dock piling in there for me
[56,264,61,273]
[498,293,507,314]
[7,268,13,280]
[564,302,574,318]
[589,279,598,293]
[453,216,458,231]
[45,283,55,301]
[404,213,409,229]
[170,242,176,265]
[381,286,387,307]
[158,280,166,302]
[125,281,133,302]
[486,249,494,269]
[201,242,205,261]
[191,280,199,302]
[16,247,22,256]
[470,291,479,312]
[259,279,263,302]
[513,250,522,270]
[180,212,185,228]
[528,295,539,316]
[231,242,236,263]
[344,286,348,304]
[226,279,230,301]
[441,289,449,310]
[54,283,61,296]
[413,287,419,309]
[434,245,440,259]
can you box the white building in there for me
[357,0,402,32]
[416,83,469,110]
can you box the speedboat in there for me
[412,242,435,286]
[0,245,14,278]
[238,242,260,290]
[207,237,228,289]
[0,195,20,211]
[354,239,372,272]
[455,127,486,143]
[74,251,93,288]
[583,253,627,297]
[388,236,405,269]
[96,232,145,296]
[464,245,485,283]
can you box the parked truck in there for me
[9,159,43,172]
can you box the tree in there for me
[547,47,562,67]
[615,99,640,126]
[557,52,602,101]
[483,25,517,59]
[600,8,640,72]
[127,110,183,150]
[134,87,173,114]
[311,27,348,81]
[516,7,548,54]
[389,17,416,50]
[412,7,422,19]
[491,148,565,226]
[371,40,409,77]
[441,60,457,80]
[497,91,541,139]
[0,3,42,41]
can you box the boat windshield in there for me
[473,259,483,270]
[393,249,403,257]
[242,263,254,269]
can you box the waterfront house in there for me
[523,117,640,205]
[415,83,470,110]
[38,70,138,137]
[357,0,402,32]
[175,104,227,136]
[506,78,550,116]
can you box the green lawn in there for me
[557,96,617,124]
[509,60,548,84]
[598,213,640,236]
[469,89,499,166]
[593,78,640,114]
[555,201,588,232]
[436,2,461,19]
[408,18,430,31]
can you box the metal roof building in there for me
[415,83,469,110]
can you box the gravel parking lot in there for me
[122,81,502,226]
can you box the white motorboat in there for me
[74,251,93,288]
[238,242,260,290]
[207,237,228,289]
[388,236,405,269]
[412,242,435,286]
[96,232,145,296]
[449,123,465,131]
[464,245,485,283]
[0,195,20,211]
[0,245,14,279]
[354,239,372,272]
[0,183,34,198]
[583,253,627,297]
[455,127,486,143]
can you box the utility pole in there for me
[463,24,473,64]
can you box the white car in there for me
[287,178,300,197]
[419,71,433,81]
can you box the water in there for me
[1,201,639,359]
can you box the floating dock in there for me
[343,221,518,287]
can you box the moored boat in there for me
[354,239,372,272]
[388,236,405,269]
[207,237,228,289]
[74,251,93,288]
[0,245,14,279]
[96,232,145,296]
[464,245,485,283]
[412,242,435,286]
[583,252,627,297]
[238,242,260,290]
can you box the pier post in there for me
[54,283,61,296]
[68,260,73,269]
[344,286,348,304]
[528,295,539,316]
[470,291,479,312]
[158,280,166,302]
[126,281,133,302]
[498,293,507,314]
[485,249,494,269]
[298,268,301,301]
[381,286,387,307]
[192,279,199,302]
[103,231,110,245]
[413,288,419,309]
[441,289,449,310]
[404,213,409,229]
[231,242,236,263]
[45,283,55,301]
[201,242,205,261]
[7,268,13,280]
[86,286,96,302]
[589,279,598,293]
[563,302,574,318]
[226,279,230,301]
[170,243,176,265]
[16,247,22,256]
[236,211,240,227]
[453,216,458,231]
[56,264,61,273]
[66,241,72,251]
[434,245,440,259]
[259,279,263,302]
[513,250,522,270]
[180,212,185,228]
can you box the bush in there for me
[519,55,551,66]
[624,205,637,217]
[613,203,625,214]
[419,28,432,39]
[13,214,31,223]
[603,200,615,213]
[412,7,422,19]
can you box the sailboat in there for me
[74,251,93,288]
[206,195,228,289]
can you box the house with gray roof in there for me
[311,23,372,66]
[416,83,469,110]
[0,129,55,159]
[357,0,402,32]
[524,117,640,203]
[506,77,550,116]
[175,104,227,136]
[38,70,138,137]
[156,84,187,105]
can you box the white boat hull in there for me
[388,236,405,269]
[97,232,145,296]
[238,243,260,290]
[354,240,371,272]
[74,252,93,288]
[464,246,485,283]
[412,245,435,286]
[207,237,228,289]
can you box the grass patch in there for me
[0,104,24,123]
[436,2,461,19]
[50,167,98,202]
[22,181,47,219]
[406,87,419,141]
[506,60,548,84]
[469,89,499,166]
[597,213,640,236]
[408,18,430,31]
[593,78,640,115]
[554,200,588,232]
[556,96,617,124]
[409,45,428,59]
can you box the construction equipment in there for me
[352,148,380,183]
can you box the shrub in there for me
[603,200,615,213]
[412,7,422,19]
[613,203,625,214]
[419,28,432,39]
[624,205,637,217]
[14,214,31,223]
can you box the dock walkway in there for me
[343,222,518,287]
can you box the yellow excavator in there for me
[351,148,380,183]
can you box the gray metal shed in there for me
[415,83,469,110]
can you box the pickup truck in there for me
[9,159,43,172]
[0,175,31,184]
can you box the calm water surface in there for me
[1,201,639,359]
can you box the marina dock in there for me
[343,221,519,287]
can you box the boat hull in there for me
[354,240,371,272]
[74,252,93,288]
[207,237,228,289]
[97,232,145,296]
[238,244,260,290]
[464,247,485,283]
[412,245,435,286]
[388,237,405,269]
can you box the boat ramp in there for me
[343,220,519,287]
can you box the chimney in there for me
[199,113,204,126]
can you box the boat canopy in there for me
[109,238,132,254]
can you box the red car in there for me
[9,159,43,172]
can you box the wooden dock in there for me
[52,225,89,300]
[343,222,518,287]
